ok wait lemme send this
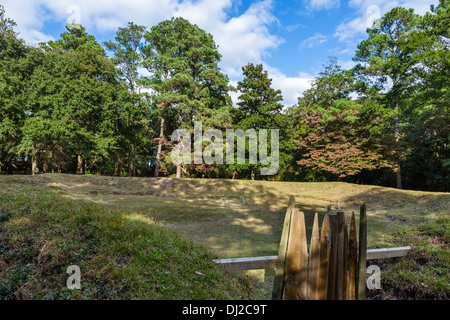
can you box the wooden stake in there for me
[272,195,295,300]
[327,215,338,300]
[357,203,367,300]
[348,211,357,300]
[318,214,331,300]
[284,209,308,300]
[308,213,320,300]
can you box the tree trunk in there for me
[128,153,132,177]
[32,154,38,176]
[31,144,38,175]
[154,116,165,177]
[176,164,182,179]
[114,159,119,176]
[394,108,402,189]
[77,154,86,175]
[133,133,136,177]
[396,162,402,189]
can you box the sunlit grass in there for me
[1,173,448,300]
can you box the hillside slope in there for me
[0,175,253,300]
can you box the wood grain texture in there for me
[308,212,320,300]
[284,208,308,300]
[348,211,358,300]
[272,195,295,300]
[318,214,331,300]
[357,203,367,300]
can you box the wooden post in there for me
[348,211,357,300]
[357,203,367,300]
[308,213,320,300]
[336,212,345,300]
[327,215,338,300]
[272,196,295,300]
[284,209,308,300]
[342,212,349,300]
[318,214,331,300]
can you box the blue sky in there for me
[2,0,439,107]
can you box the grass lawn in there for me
[1,173,449,299]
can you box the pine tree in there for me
[142,17,233,178]
[354,7,421,189]
[234,63,285,179]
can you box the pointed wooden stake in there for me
[272,196,295,300]
[348,211,358,300]
[318,214,331,300]
[308,213,320,300]
[284,208,308,300]
[357,203,367,300]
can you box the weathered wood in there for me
[348,211,358,300]
[357,203,367,300]
[335,211,349,300]
[327,215,338,300]
[284,209,308,300]
[318,214,331,300]
[213,247,411,271]
[366,246,411,260]
[336,212,345,300]
[308,213,320,300]
[342,212,349,300]
[271,195,295,300]
[212,256,278,271]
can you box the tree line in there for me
[0,2,448,191]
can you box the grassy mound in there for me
[373,218,449,300]
[0,176,253,300]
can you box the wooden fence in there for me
[213,196,411,300]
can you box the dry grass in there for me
[42,174,449,257]
[5,173,448,300]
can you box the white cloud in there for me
[230,64,313,108]
[335,0,439,42]
[2,0,313,107]
[269,71,313,107]
[308,0,341,10]
[2,0,284,81]
[300,32,327,50]
[173,0,284,78]
[260,65,314,107]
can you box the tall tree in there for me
[104,22,146,94]
[104,22,147,176]
[0,5,28,173]
[21,25,130,175]
[142,17,233,178]
[401,0,450,190]
[353,7,421,189]
[292,58,392,180]
[234,63,285,179]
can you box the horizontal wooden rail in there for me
[213,246,411,271]
[366,246,412,260]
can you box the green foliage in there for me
[142,17,233,129]
[0,5,28,171]
[141,17,234,177]
[104,22,146,93]
[291,58,394,179]
[0,4,447,190]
